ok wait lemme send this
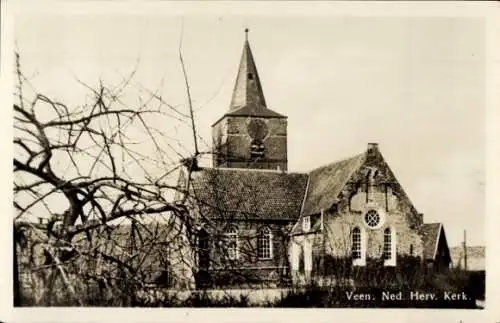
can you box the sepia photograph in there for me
[7,2,497,320]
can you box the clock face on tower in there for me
[247,119,269,141]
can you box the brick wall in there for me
[324,187,424,261]
[198,220,291,274]
[212,116,287,171]
[319,145,424,262]
[290,147,427,284]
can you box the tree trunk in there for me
[13,228,21,306]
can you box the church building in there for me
[170,31,451,289]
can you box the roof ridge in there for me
[300,151,367,216]
[432,223,443,259]
[190,165,309,220]
[202,166,307,175]
[309,152,366,174]
[227,105,286,118]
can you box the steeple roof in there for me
[226,29,286,119]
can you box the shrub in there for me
[181,291,250,307]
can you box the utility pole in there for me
[463,230,468,271]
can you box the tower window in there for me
[247,72,254,80]
[250,139,265,158]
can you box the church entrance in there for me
[196,229,211,288]
[198,230,210,270]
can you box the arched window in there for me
[250,140,265,158]
[383,227,396,266]
[383,228,392,260]
[225,227,239,260]
[352,227,362,260]
[258,227,273,259]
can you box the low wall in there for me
[138,287,290,306]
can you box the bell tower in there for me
[212,29,288,171]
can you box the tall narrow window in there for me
[352,227,362,260]
[410,244,414,256]
[383,228,392,260]
[383,227,396,266]
[258,227,273,259]
[225,227,239,260]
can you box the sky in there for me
[13,10,485,247]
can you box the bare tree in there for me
[13,33,308,305]
[13,49,202,305]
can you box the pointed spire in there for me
[229,29,268,112]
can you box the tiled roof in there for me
[420,223,442,260]
[187,151,368,220]
[188,168,308,220]
[301,154,366,216]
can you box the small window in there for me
[258,227,273,259]
[410,244,414,256]
[352,227,362,260]
[364,209,381,228]
[302,216,310,232]
[247,72,254,80]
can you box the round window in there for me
[364,209,381,228]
